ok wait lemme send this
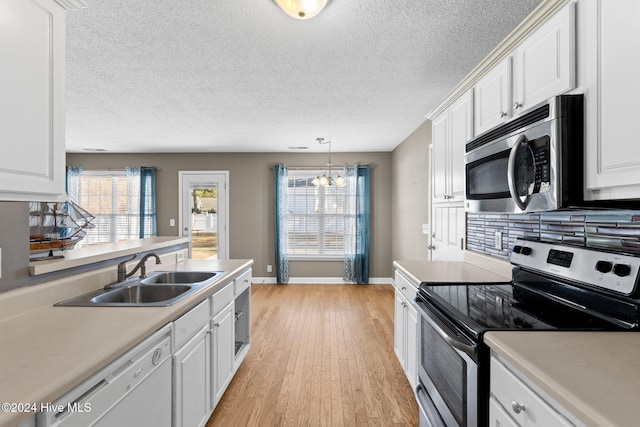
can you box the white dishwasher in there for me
[37,324,172,427]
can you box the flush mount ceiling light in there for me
[312,138,346,188]
[273,0,329,20]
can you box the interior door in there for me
[179,172,228,259]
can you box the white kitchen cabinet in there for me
[489,397,518,427]
[431,204,465,261]
[474,57,512,136]
[512,2,575,115]
[490,355,575,427]
[474,2,575,136]
[393,270,418,389]
[0,0,67,202]
[173,299,211,427]
[432,90,473,204]
[583,0,640,200]
[211,301,235,406]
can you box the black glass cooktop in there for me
[417,279,630,341]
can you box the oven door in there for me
[415,298,479,426]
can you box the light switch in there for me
[169,219,175,227]
[421,224,430,235]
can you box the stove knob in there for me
[613,264,632,277]
[595,261,613,274]
[513,245,523,254]
[521,247,532,256]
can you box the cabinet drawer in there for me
[234,269,252,296]
[173,299,210,350]
[395,270,418,302]
[211,282,234,317]
[490,357,572,426]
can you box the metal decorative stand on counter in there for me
[29,200,95,261]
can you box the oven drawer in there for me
[490,356,572,426]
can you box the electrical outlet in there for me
[169,218,175,227]
[494,231,503,250]
[267,264,273,273]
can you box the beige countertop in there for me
[29,236,190,276]
[485,331,640,427]
[0,258,252,427]
[393,254,512,285]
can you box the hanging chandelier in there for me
[312,138,346,188]
[272,0,329,20]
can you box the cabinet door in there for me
[0,0,66,201]
[489,397,518,427]
[431,111,449,203]
[406,302,418,390]
[585,0,640,197]
[173,326,211,427]
[513,2,575,114]
[432,205,465,261]
[212,301,235,407]
[474,57,512,136]
[448,90,473,201]
[393,289,406,369]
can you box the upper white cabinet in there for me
[512,2,575,115]
[432,89,473,204]
[473,2,575,136]
[474,58,512,136]
[583,0,640,200]
[0,0,67,202]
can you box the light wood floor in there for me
[206,283,419,427]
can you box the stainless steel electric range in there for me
[414,237,640,426]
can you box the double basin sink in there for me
[56,271,224,307]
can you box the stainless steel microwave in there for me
[465,95,584,213]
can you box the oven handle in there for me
[507,134,530,211]
[414,298,477,360]
[416,382,447,427]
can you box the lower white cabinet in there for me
[490,355,575,427]
[172,299,211,427]
[393,271,418,389]
[173,325,211,427]
[211,301,235,406]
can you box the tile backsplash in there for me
[467,210,640,260]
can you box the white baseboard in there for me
[252,277,393,285]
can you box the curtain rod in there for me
[273,164,375,170]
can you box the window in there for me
[71,169,154,245]
[286,170,348,259]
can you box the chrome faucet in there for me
[108,253,162,289]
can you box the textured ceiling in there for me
[65,0,543,153]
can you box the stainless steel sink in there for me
[141,271,221,285]
[55,270,224,307]
[90,284,192,304]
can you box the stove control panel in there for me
[510,238,640,295]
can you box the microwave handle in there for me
[507,135,529,211]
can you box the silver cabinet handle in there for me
[500,111,507,118]
[427,245,435,250]
[511,401,525,414]
[513,101,522,110]
[213,322,220,328]
[401,286,407,291]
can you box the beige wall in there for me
[67,152,393,280]
[391,120,431,262]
